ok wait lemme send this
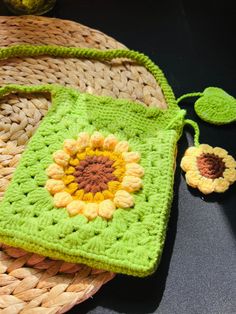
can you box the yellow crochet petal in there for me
[103,134,118,151]
[197,177,214,194]
[46,163,65,179]
[185,170,201,188]
[90,131,104,148]
[45,179,65,195]
[74,189,85,200]
[113,168,125,180]
[108,181,121,193]
[121,176,142,192]
[113,159,125,168]
[102,190,114,199]
[69,158,80,166]
[62,175,75,185]
[198,144,214,154]
[122,151,140,163]
[77,132,90,152]
[53,150,70,167]
[54,192,73,208]
[63,139,78,155]
[67,200,85,216]
[64,166,75,175]
[212,147,228,158]
[98,200,116,219]
[114,141,129,153]
[83,192,94,202]
[125,163,145,177]
[223,155,236,168]
[83,203,98,220]
[113,190,134,208]
[67,182,79,195]
[184,146,200,157]
[223,168,236,183]
[213,178,230,193]
[94,192,105,202]
[180,156,198,172]
[76,152,87,160]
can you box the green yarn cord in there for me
[0,83,55,98]
[176,92,204,104]
[184,119,200,147]
[177,93,202,146]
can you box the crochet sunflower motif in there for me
[181,144,236,194]
[45,132,144,220]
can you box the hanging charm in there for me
[194,87,236,125]
[181,144,236,194]
[178,88,236,194]
[177,87,236,125]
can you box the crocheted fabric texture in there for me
[0,83,185,276]
[0,46,186,276]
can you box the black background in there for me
[0,1,236,313]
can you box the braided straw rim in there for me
[0,15,168,313]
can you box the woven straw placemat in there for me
[0,16,167,313]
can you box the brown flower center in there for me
[197,153,226,179]
[74,155,118,193]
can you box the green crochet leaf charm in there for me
[194,87,236,125]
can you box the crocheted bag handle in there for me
[0,44,178,110]
[0,83,56,98]
[2,45,234,125]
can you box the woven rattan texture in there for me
[0,15,168,313]
[0,243,115,314]
[0,16,167,109]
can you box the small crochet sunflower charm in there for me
[45,132,144,220]
[181,144,236,194]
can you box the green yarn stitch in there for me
[0,45,186,277]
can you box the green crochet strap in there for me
[176,93,202,146]
[176,92,203,104]
[184,119,200,147]
[0,44,177,109]
[0,83,56,98]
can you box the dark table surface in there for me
[0,1,236,313]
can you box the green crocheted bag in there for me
[0,46,235,277]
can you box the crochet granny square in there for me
[0,81,185,277]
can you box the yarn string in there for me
[184,119,200,147]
